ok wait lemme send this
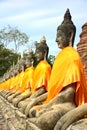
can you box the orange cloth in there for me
[12,71,25,92]
[32,60,51,93]
[0,80,6,90]
[45,46,87,106]
[5,77,14,90]
[9,77,16,89]
[0,78,11,90]
[20,66,34,93]
[21,89,31,95]
[0,75,15,90]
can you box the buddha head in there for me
[16,58,25,73]
[35,36,49,62]
[56,9,76,49]
[25,49,35,68]
[13,64,19,76]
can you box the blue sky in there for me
[0,0,87,56]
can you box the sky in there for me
[0,0,87,56]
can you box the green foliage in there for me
[47,55,55,67]
[0,43,19,77]
[0,25,29,52]
[0,25,55,77]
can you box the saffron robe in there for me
[45,46,87,106]
[20,66,34,93]
[12,71,25,92]
[0,79,10,90]
[32,60,51,93]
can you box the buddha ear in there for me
[69,31,74,47]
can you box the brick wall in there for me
[77,22,87,81]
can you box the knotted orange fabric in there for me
[45,46,87,106]
[32,60,51,93]
[20,66,34,93]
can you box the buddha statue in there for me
[7,58,26,103]
[18,36,51,116]
[12,50,35,107]
[27,9,87,130]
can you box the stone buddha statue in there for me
[17,36,51,117]
[12,50,35,107]
[26,9,87,130]
[29,8,77,118]
[7,58,26,102]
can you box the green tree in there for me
[0,25,29,52]
[47,55,55,67]
[0,43,19,77]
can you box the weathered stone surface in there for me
[0,111,7,130]
[26,120,41,130]
[54,103,87,130]
[1,88,87,130]
[77,22,87,81]
[67,119,87,130]
[0,95,27,130]
[12,92,32,107]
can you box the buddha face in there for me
[56,29,69,49]
[25,58,34,68]
[35,48,44,62]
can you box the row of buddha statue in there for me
[0,8,87,130]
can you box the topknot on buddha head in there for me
[56,8,76,47]
[64,8,71,21]
[40,36,46,43]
